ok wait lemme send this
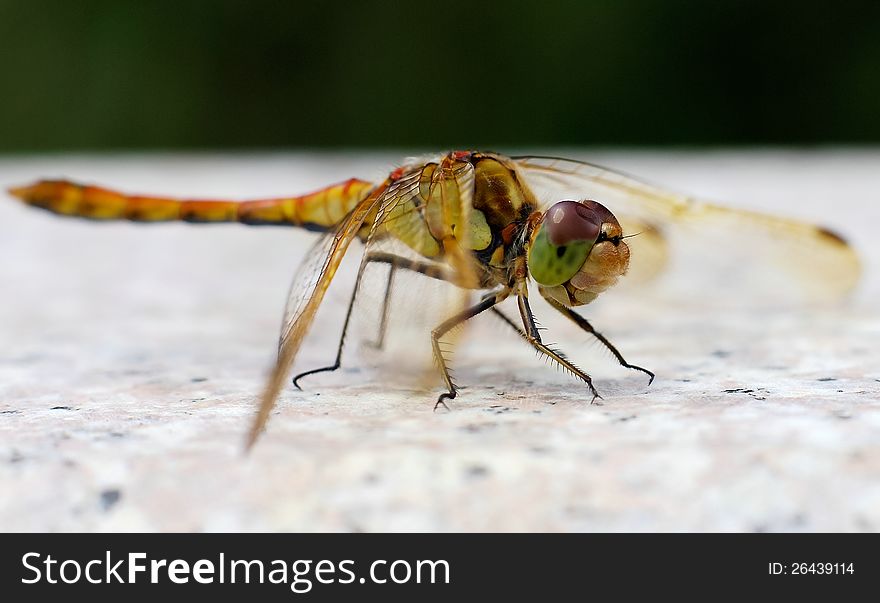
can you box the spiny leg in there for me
[517,294,542,342]
[543,296,654,384]
[516,290,601,402]
[292,252,452,388]
[431,291,508,409]
[491,306,529,338]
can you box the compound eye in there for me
[544,200,602,246]
[528,201,602,287]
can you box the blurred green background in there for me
[1,0,878,151]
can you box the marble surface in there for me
[0,150,878,532]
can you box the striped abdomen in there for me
[7,178,373,232]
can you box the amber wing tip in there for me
[816,226,850,247]
[244,406,271,454]
[243,426,261,454]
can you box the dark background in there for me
[1,0,878,151]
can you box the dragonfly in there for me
[7,151,861,448]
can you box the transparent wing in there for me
[512,155,861,303]
[613,217,670,286]
[348,235,461,389]
[278,229,342,349]
[357,157,481,391]
[246,185,384,448]
[422,157,480,390]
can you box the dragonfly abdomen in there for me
[8,178,373,231]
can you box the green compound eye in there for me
[528,225,592,287]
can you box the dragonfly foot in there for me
[624,363,655,385]
[291,363,340,390]
[434,392,455,412]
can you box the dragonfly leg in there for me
[365,252,455,282]
[365,262,396,350]
[431,290,508,409]
[543,296,655,384]
[362,252,454,349]
[516,291,601,402]
[363,252,455,353]
[490,306,528,336]
[290,264,362,389]
[291,252,452,388]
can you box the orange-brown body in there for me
[9,177,373,230]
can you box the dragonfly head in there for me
[527,200,630,306]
